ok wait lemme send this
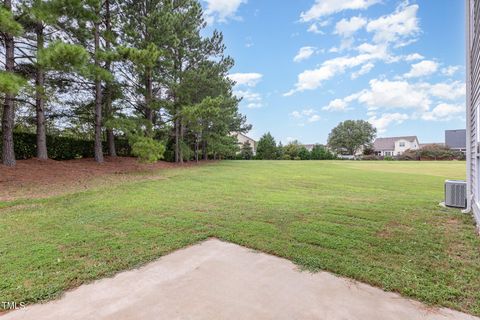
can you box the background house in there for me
[231,132,257,155]
[445,129,467,154]
[373,136,420,156]
[466,0,480,227]
[302,144,315,152]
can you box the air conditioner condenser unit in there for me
[444,180,467,209]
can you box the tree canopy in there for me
[327,120,376,155]
[0,0,250,166]
[256,132,277,160]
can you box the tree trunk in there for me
[179,117,184,163]
[202,140,207,160]
[174,114,180,163]
[35,23,48,160]
[2,0,16,167]
[194,136,199,163]
[145,67,154,125]
[104,0,116,157]
[94,17,104,163]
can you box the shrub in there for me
[131,136,165,163]
[417,145,464,160]
[361,154,380,161]
[398,150,418,161]
[0,131,131,160]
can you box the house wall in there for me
[445,129,467,153]
[467,0,480,226]
[394,139,419,155]
[234,133,257,155]
[378,150,395,157]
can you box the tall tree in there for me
[93,2,103,162]
[327,120,376,155]
[256,132,277,160]
[66,0,113,163]
[119,0,172,128]
[18,0,88,160]
[103,0,116,157]
[240,141,253,160]
[1,0,25,166]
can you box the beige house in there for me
[231,132,257,155]
[373,136,420,156]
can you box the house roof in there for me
[232,132,257,143]
[373,136,418,151]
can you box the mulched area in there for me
[0,157,207,202]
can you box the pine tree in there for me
[256,133,277,160]
[1,0,25,166]
[18,0,89,160]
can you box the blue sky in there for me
[202,0,466,145]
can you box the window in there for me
[399,142,406,147]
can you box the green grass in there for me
[1,161,480,315]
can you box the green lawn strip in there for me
[1,161,479,316]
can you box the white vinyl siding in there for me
[468,0,480,224]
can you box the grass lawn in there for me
[1,161,480,315]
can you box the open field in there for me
[1,160,479,316]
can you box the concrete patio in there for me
[2,239,478,320]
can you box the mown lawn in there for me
[1,161,480,315]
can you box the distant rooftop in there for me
[374,136,418,151]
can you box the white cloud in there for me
[290,109,321,124]
[308,114,322,123]
[404,60,439,78]
[368,113,409,133]
[307,20,330,34]
[229,73,263,87]
[327,79,466,116]
[357,79,431,111]
[307,23,324,34]
[442,65,461,77]
[351,62,374,79]
[234,90,261,102]
[366,4,420,45]
[246,103,263,109]
[334,16,367,37]
[290,111,302,119]
[234,89,264,109]
[323,92,363,112]
[300,0,380,22]
[421,103,464,121]
[203,0,247,24]
[294,46,316,62]
[285,43,390,95]
[323,99,348,112]
[404,53,424,61]
[420,81,466,100]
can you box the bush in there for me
[398,150,418,161]
[361,154,380,161]
[131,136,165,163]
[417,145,464,160]
[0,131,131,160]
